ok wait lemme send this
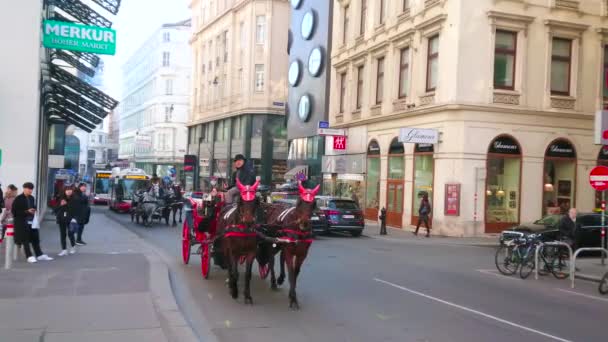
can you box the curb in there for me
[575,273,602,283]
[368,234,499,248]
[104,211,206,342]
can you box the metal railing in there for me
[534,241,573,281]
[571,247,608,288]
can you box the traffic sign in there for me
[589,166,608,191]
[318,121,330,129]
[318,128,345,136]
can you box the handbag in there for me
[31,212,41,229]
[69,221,80,234]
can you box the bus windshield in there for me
[120,179,150,200]
[94,178,110,195]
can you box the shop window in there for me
[485,135,522,233]
[543,139,576,215]
[365,140,381,220]
[412,144,434,226]
[387,138,405,227]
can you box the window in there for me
[356,65,364,109]
[215,120,224,141]
[494,30,516,90]
[360,0,367,35]
[223,30,228,62]
[165,79,173,95]
[551,38,572,95]
[233,116,242,138]
[255,64,265,91]
[165,106,172,122]
[240,22,246,49]
[379,0,385,25]
[162,52,170,67]
[339,72,347,113]
[376,57,385,104]
[343,5,349,44]
[98,135,102,143]
[398,48,409,98]
[256,16,266,45]
[403,0,409,11]
[163,31,170,42]
[426,35,439,91]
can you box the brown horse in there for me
[258,182,319,309]
[216,178,260,304]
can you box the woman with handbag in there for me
[56,185,77,256]
[11,182,53,263]
[414,194,432,238]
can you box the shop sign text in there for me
[399,128,439,144]
[43,20,117,55]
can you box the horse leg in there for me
[269,249,278,290]
[244,254,255,305]
[172,207,177,227]
[284,247,299,310]
[178,206,182,223]
[228,253,239,300]
[277,248,286,286]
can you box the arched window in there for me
[386,138,405,227]
[485,135,522,233]
[543,138,576,215]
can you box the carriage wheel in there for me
[182,221,191,264]
[259,263,269,280]
[201,243,210,279]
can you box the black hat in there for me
[234,154,246,162]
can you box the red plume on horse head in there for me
[237,177,260,202]
[298,181,320,203]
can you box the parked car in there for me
[500,213,606,249]
[315,196,365,237]
[271,198,329,236]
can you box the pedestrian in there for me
[225,154,256,205]
[75,182,91,245]
[11,182,53,263]
[414,194,432,238]
[0,184,18,242]
[558,207,577,251]
[55,185,77,256]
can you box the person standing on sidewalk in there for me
[11,182,53,263]
[55,185,77,256]
[414,194,432,238]
[1,184,18,242]
[75,182,91,246]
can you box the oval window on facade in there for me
[543,138,576,216]
[485,135,522,233]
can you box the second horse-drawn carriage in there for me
[181,179,320,309]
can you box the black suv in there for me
[501,212,606,248]
[315,196,365,237]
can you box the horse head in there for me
[236,178,260,225]
[295,182,320,230]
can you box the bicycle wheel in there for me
[599,272,608,295]
[519,253,535,279]
[495,245,518,275]
[550,246,570,280]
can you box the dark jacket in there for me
[55,196,71,225]
[558,215,577,240]
[0,187,4,209]
[419,199,432,217]
[72,192,90,225]
[229,161,256,189]
[11,193,36,244]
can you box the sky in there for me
[99,0,190,98]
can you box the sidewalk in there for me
[0,210,197,342]
[573,257,608,282]
[364,220,499,247]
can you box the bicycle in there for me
[599,272,608,295]
[495,234,529,275]
[519,236,569,279]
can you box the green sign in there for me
[42,20,116,55]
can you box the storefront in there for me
[411,144,434,226]
[321,154,366,208]
[485,135,522,233]
[386,138,405,228]
[365,140,381,220]
[543,139,577,215]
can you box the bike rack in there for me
[534,241,573,281]
[570,247,608,289]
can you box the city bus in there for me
[108,168,151,212]
[92,170,112,205]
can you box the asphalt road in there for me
[103,207,608,342]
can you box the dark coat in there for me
[55,196,71,225]
[0,187,4,209]
[75,192,91,225]
[229,161,256,189]
[11,193,36,245]
[419,199,432,217]
[558,215,577,240]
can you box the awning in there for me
[285,165,308,179]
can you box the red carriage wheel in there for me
[239,255,246,265]
[201,242,210,279]
[259,263,269,279]
[182,221,191,265]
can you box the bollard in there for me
[379,207,387,235]
[4,221,14,270]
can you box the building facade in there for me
[328,0,608,236]
[117,19,192,179]
[187,0,289,190]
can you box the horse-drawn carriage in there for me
[131,183,183,227]
[181,179,320,309]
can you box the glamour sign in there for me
[399,128,439,144]
[43,20,117,55]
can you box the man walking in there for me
[11,182,53,263]
[75,183,91,245]
[225,154,255,205]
